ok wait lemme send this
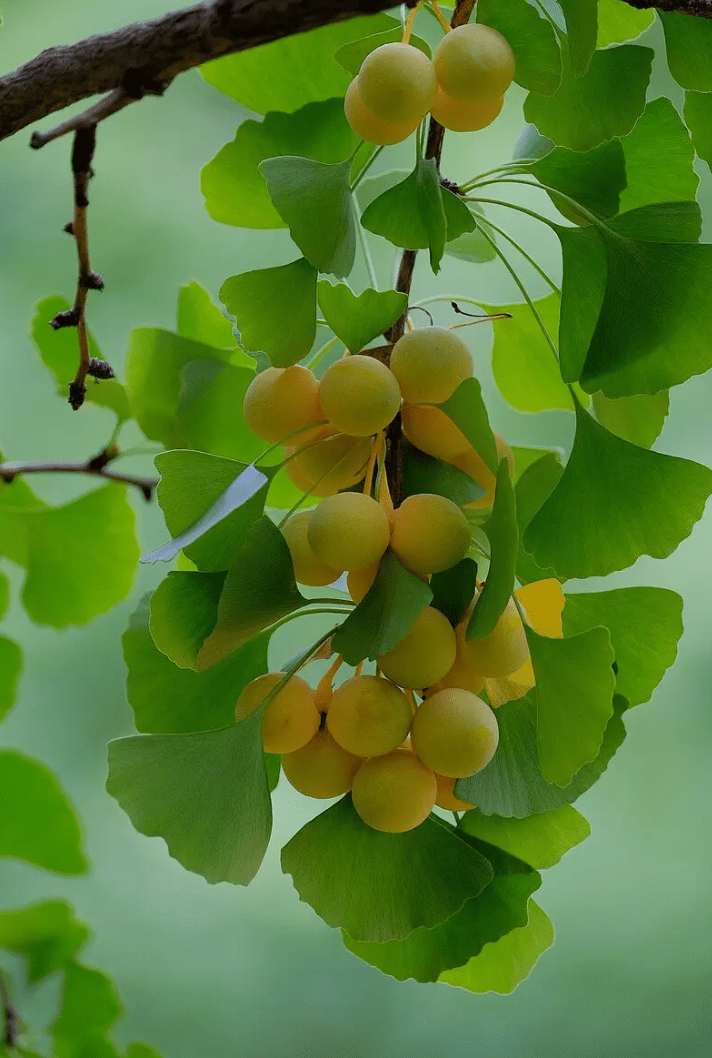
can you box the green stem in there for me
[477,216,560,295]
[475,177,611,232]
[352,195,379,291]
[463,195,559,230]
[277,440,372,527]
[459,161,533,193]
[350,144,385,193]
[247,622,345,720]
[255,419,329,468]
[307,336,340,370]
[474,220,559,362]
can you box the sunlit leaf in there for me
[202,99,357,229]
[524,45,652,152]
[18,486,138,628]
[0,751,87,874]
[468,463,517,640]
[488,293,573,413]
[477,0,561,95]
[438,377,498,473]
[107,713,272,885]
[0,902,89,983]
[526,625,616,787]
[196,517,306,670]
[596,0,654,46]
[32,297,131,422]
[260,156,355,277]
[343,838,540,982]
[523,401,712,579]
[126,328,231,447]
[563,587,683,706]
[281,796,493,942]
[149,451,271,570]
[317,282,406,353]
[123,596,270,733]
[0,635,22,724]
[456,694,628,817]
[335,28,430,74]
[460,805,590,869]
[332,550,432,666]
[52,962,121,1058]
[659,10,712,91]
[220,258,317,368]
[200,13,396,113]
[592,390,669,449]
[439,899,554,993]
[619,97,698,212]
[176,280,237,350]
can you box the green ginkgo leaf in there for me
[317,282,407,353]
[459,805,590,870]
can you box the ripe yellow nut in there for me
[351,749,437,833]
[308,492,390,572]
[282,727,363,798]
[458,597,529,678]
[347,562,379,603]
[235,672,320,755]
[401,403,470,460]
[344,78,420,146]
[292,430,371,496]
[411,687,499,778]
[281,510,342,587]
[390,327,473,404]
[434,773,476,812]
[430,87,503,132]
[327,675,412,757]
[390,493,470,575]
[378,606,457,689]
[433,24,515,105]
[358,42,437,123]
[243,365,321,444]
[319,354,401,437]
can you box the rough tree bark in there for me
[0,0,417,143]
[1,0,711,146]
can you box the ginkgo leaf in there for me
[281,797,493,942]
[107,713,272,885]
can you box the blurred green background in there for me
[1,2,711,1055]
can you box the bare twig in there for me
[30,88,138,150]
[0,0,418,145]
[383,0,477,506]
[0,447,158,501]
[1,971,18,1048]
[624,0,712,14]
[48,127,110,411]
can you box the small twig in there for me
[30,87,135,150]
[50,127,112,411]
[1,971,18,1048]
[0,447,157,501]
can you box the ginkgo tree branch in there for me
[624,0,712,16]
[0,0,417,145]
[0,447,158,500]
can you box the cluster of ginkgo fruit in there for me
[345,22,515,145]
[238,328,546,832]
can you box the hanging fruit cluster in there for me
[345,23,515,143]
[239,323,565,832]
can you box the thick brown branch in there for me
[0,0,416,144]
[0,450,157,501]
[622,0,712,15]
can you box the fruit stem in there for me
[429,1,452,33]
[362,434,381,497]
[401,2,421,44]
